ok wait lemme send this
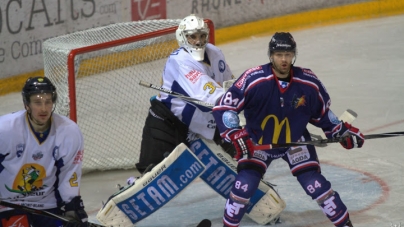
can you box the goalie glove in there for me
[62,196,89,227]
[334,122,365,149]
[230,129,254,160]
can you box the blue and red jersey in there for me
[213,63,341,147]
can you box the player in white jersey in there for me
[135,14,235,173]
[0,77,88,227]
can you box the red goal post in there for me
[43,19,215,173]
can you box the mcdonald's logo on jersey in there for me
[259,115,291,144]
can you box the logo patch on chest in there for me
[291,94,306,109]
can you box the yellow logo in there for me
[5,164,47,195]
[259,115,291,144]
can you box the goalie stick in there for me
[196,219,211,227]
[139,80,358,137]
[0,200,211,227]
[254,131,404,150]
[139,80,214,108]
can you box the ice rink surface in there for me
[1,14,404,227]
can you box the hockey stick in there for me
[254,131,404,150]
[338,109,357,125]
[0,200,106,227]
[139,80,215,108]
[139,80,361,146]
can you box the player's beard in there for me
[272,61,291,78]
[29,111,51,130]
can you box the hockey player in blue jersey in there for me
[212,32,365,227]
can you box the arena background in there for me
[0,0,403,97]
[1,1,404,226]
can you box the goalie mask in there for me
[176,14,209,61]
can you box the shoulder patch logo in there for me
[218,60,226,73]
[16,144,25,158]
[73,150,84,164]
[222,111,240,128]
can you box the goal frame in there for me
[66,19,215,122]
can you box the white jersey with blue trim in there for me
[157,43,233,140]
[0,110,84,211]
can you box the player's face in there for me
[27,93,53,126]
[186,31,208,47]
[271,51,295,78]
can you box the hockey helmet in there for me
[176,14,209,61]
[267,32,297,57]
[22,76,57,105]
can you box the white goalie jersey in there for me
[157,43,234,140]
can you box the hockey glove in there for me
[63,196,89,227]
[214,127,237,158]
[230,129,254,160]
[338,122,365,149]
[220,141,237,158]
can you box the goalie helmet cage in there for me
[43,19,215,174]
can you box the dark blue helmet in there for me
[268,32,297,56]
[22,77,57,105]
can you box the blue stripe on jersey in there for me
[197,105,213,113]
[172,81,189,96]
[54,158,64,207]
[0,153,8,173]
[161,95,198,129]
[162,95,173,110]
[182,104,196,127]
[171,80,211,112]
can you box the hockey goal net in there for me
[43,19,215,174]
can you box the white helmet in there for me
[176,14,209,61]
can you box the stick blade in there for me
[196,219,211,227]
[317,109,358,141]
[339,109,357,123]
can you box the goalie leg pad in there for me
[96,143,205,226]
[190,139,286,225]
